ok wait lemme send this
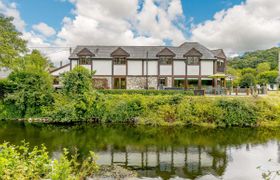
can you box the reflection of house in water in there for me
[96,145,227,179]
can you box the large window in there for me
[79,57,92,65]
[113,57,126,65]
[113,77,126,89]
[187,56,200,65]
[174,79,185,88]
[159,78,167,86]
[188,79,199,88]
[159,57,172,65]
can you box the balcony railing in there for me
[217,67,225,72]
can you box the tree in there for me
[0,14,27,68]
[5,70,53,117]
[62,66,94,96]
[14,50,52,72]
[257,62,271,73]
[239,73,256,88]
[257,71,278,85]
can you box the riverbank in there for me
[1,91,280,127]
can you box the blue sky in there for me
[10,0,244,32]
[1,0,280,63]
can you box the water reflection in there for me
[0,121,279,179]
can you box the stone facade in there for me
[147,77,158,89]
[127,77,147,89]
[167,77,173,87]
[93,77,111,89]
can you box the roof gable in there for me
[77,48,94,57]
[156,47,176,57]
[111,47,130,57]
[184,48,203,57]
[211,49,226,59]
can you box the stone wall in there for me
[93,77,112,89]
[167,77,173,87]
[147,77,158,89]
[127,77,147,89]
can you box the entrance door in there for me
[113,77,126,89]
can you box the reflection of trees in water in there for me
[106,145,227,180]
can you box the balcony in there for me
[217,67,225,72]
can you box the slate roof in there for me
[211,49,227,59]
[69,42,221,60]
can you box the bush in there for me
[4,70,53,117]
[97,89,194,96]
[0,142,98,179]
[216,98,258,127]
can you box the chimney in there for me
[60,61,63,67]
[69,47,72,55]
[279,51,280,76]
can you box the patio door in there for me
[113,77,126,89]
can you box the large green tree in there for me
[0,14,27,68]
[62,66,94,96]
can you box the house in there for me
[50,42,227,90]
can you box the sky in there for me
[1,0,280,65]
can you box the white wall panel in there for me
[128,60,142,75]
[71,60,78,69]
[174,61,185,75]
[114,65,126,75]
[160,65,172,76]
[201,61,213,76]
[187,66,199,76]
[144,61,158,75]
[93,60,112,75]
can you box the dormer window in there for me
[79,57,92,65]
[113,57,126,65]
[159,57,172,65]
[77,48,94,65]
[187,56,200,65]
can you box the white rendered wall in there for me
[128,60,142,75]
[81,65,92,71]
[51,65,70,76]
[143,61,158,75]
[201,61,214,75]
[114,65,126,75]
[93,60,112,75]
[71,60,78,69]
[174,61,185,75]
[160,65,172,76]
[187,66,199,76]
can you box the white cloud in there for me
[55,0,186,46]
[191,0,280,54]
[32,22,56,37]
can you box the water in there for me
[0,120,280,180]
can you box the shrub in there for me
[4,70,53,117]
[97,89,194,96]
[62,66,94,96]
[216,98,258,127]
[0,142,98,179]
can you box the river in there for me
[0,121,279,180]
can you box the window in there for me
[113,57,126,65]
[174,79,185,88]
[159,57,172,65]
[113,77,126,89]
[188,79,199,88]
[187,56,200,65]
[159,78,167,86]
[79,57,92,65]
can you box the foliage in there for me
[0,14,27,68]
[4,70,53,117]
[229,47,279,70]
[257,71,278,85]
[97,89,194,96]
[239,73,256,87]
[257,62,271,73]
[62,66,94,97]
[0,142,98,179]
[0,79,15,99]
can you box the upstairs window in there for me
[79,57,92,65]
[159,57,172,65]
[187,56,200,65]
[113,57,126,65]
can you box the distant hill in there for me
[228,47,279,70]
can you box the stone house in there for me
[50,42,227,90]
